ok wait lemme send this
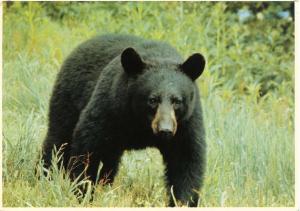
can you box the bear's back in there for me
[61,34,182,77]
[54,34,182,110]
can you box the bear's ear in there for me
[121,47,145,75]
[180,53,205,81]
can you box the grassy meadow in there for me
[2,2,295,207]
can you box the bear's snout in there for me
[151,105,177,139]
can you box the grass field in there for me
[2,2,295,207]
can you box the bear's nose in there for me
[157,129,174,140]
[155,113,176,140]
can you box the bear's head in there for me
[122,47,205,140]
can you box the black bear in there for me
[41,34,206,207]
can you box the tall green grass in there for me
[3,2,294,207]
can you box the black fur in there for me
[41,34,206,207]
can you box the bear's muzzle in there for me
[151,105,177,140]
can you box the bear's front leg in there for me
[68,112,103,184]
[161,128,206,207]
[69,103,122,189]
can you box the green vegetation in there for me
[3,2,294,207]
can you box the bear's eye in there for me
[171,97,183,110]
[171,97,182,105]
[148,97,160,107]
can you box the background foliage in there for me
[3,2,294,207]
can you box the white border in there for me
[0,1,298,211]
